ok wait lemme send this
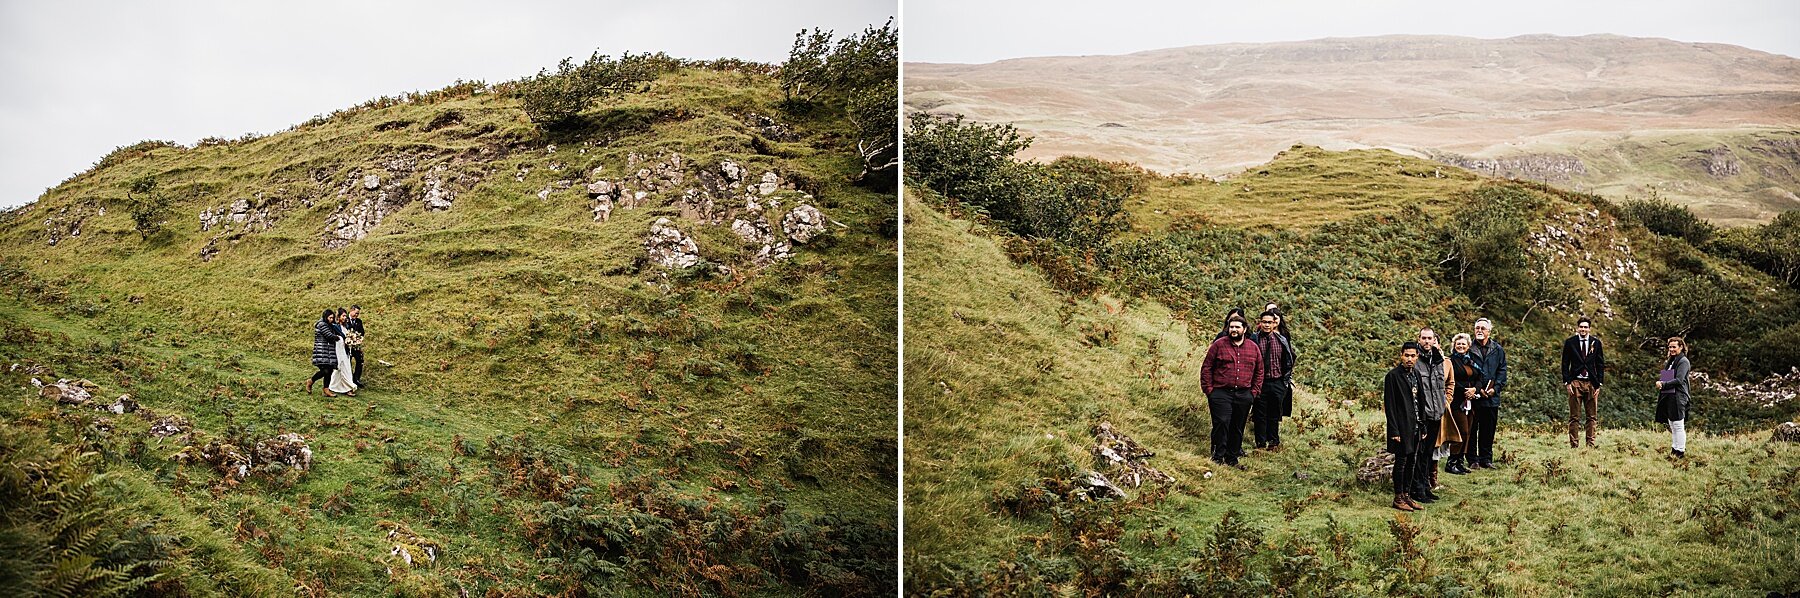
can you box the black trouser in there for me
[310,363,334,384]
[1392,447,1417,495]
[1253,377,1290,447]
[1412,421,1440,496]
[1208,387,1254,463]
[1467,406,1499,465]
[350,348,365,385]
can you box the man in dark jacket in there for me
[1411,328,1450,502]
[1560,316,1605,448]
[1248,310,1296,450]
[1466,318,1507,469]
[1384,342,1429,511]
[307,309,341,395]
[1202,315,1263,468]
[346,305,367,387]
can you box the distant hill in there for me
[905,34,1800,225]
[0,59,896,596]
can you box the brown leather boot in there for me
[1430,466,1442,491]
[1406,495,1425,510]
[1393,494,1415,511]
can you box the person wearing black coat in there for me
[1560,317,1606,448]
[1248,310,1296,450]
[1384,342,1429,511]
[346,305,366,386]
[1466,318,1507,469]
[306,309,341,394]
[1654,337,1692,457]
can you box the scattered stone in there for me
[254,433,314,472]
[643,218,701,269]
[1092,421,1175,488]
[1075,470,1127,500]
[39,378,99,405]
[149,415,192,438]
[757,171,781,196]
[745,113,796,141]
[362,174,381,190]
[1356,452,1396,484]
[379,521,441,569]
[173,440,252,481]
[100,394,139,414]
[1773,422,1800,443]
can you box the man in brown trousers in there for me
[1560,316,1605,448]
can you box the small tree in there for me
[517,52,657,130]
[123,175,169,240]
[779,19,895,105]
[779,28,835,102]
[847,80,897,184]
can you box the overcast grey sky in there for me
[905,0,1800,63]
[0,0,891,209]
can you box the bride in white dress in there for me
[327,311,358,396]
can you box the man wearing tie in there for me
[1560,316,1605,448]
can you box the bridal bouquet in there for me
[345,330,365,347]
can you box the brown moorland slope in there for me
[906,34,1800,225]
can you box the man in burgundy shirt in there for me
[1202,314,1264,467]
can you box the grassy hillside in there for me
[1127,145,1483,233]
[1,59,895,596]
[903,192,1800,596]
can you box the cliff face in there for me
[906,34,1800,224]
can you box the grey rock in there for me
[782,204,828,244]
[644,218,701,269]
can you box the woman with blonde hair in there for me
[1654,336,1691,458]
[1444,332,1482,475]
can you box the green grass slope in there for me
[1,64,895,596]
[903,192,1800,596]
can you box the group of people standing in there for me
[1382,319,1509,511]
[306,306,367,397]
[1198,305,1695,513]
[1200,304,1295,467]
[1382,316,1694,511]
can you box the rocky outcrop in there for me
[579,154,835,271]
[1697,147,1741,178]
[1773,422,1800,443]
[324,154,485,249]
[644,218,702,269]
[745,113,797,141]
[1691,367,1799,409]
[41,201,100,246]
[782,204,828,244]
[1434,152,1587,182]
[1529,208,1639,318]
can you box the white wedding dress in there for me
[327,334,358,394]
